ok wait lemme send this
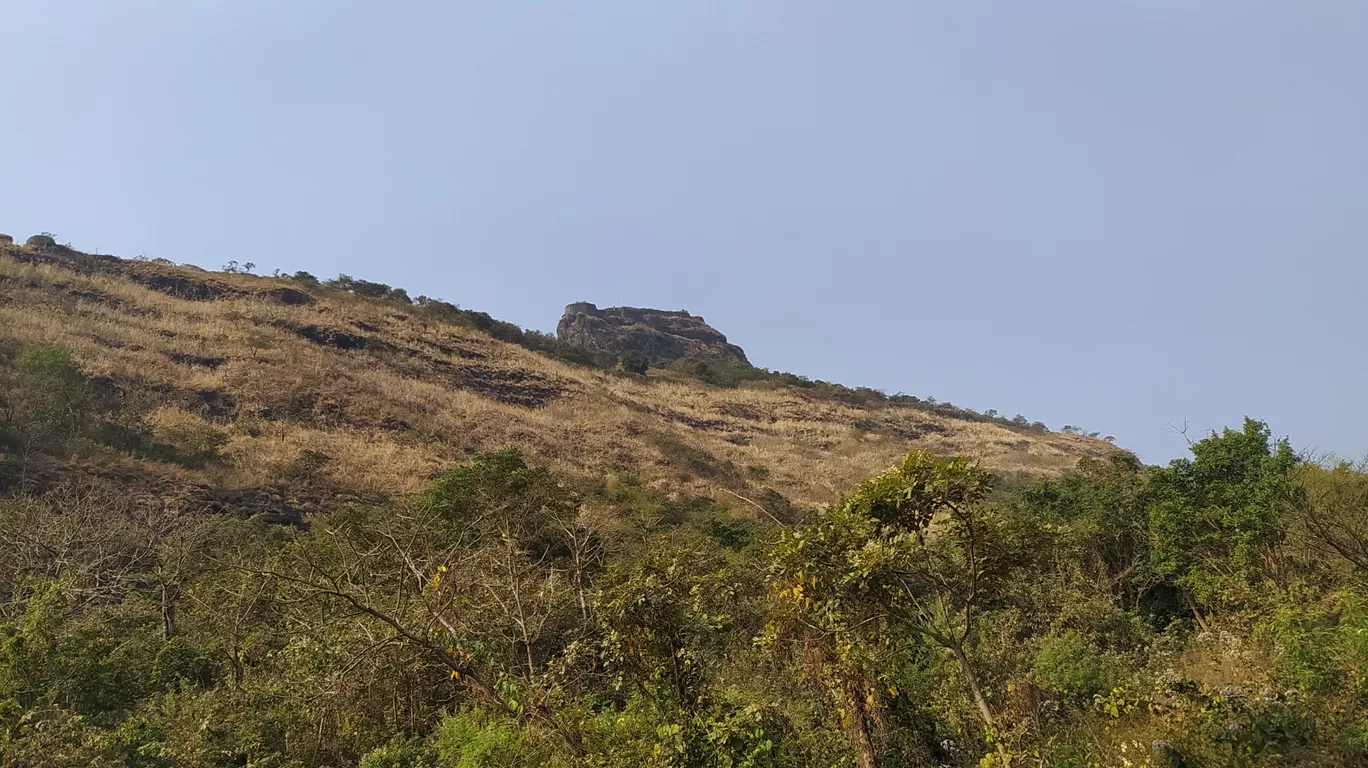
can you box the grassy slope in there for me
[0,242,1116,514]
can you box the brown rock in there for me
[557,302,748,364]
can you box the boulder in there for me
[557,302,748,365]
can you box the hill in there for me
[0,236,1113,517]
[4,235,1368,768]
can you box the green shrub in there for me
[1033,631,1122,702]
[8,344,94,453]
[17,344,76,377]
[434,709,529,768]
[151,637,215,692]
[361,733,437,768]
[619,351,650,375]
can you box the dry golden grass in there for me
[0,245,1117,510]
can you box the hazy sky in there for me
[3,2,1365,463]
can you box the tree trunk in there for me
[950,642,1010,762]
[847,686,879,768]
[161,582,177,639]
[1185,593,1211,633]
[227,648,244,686]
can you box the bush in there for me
[1033,631,1122,702]
[361,734,437,768]
[151,637,215,692]
[619,351,650,375]
[18,344,76,377]
[8,344,94,453]
[147,408,229,468]
[434,709,532,768]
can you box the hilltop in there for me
[557,302,749,365]
[0,235,1115,518]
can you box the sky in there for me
[3,2,1366,464]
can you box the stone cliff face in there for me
[556,302,749,364]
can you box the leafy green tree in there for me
[619,352,650,376]
[1018,452,1156,609]
[1149,418,1303,625]
[765,452,1026,767]
[4,345,94,459]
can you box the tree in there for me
[619,352,650,376]
[765,452,1025,767]
[593,541,755,763]
[1295,460,1368,577]
[1018,452,1155,609]
[1148,418,1302,626]
[3,345,94,463]
[244,451,588,751]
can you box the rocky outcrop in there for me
[557,302,748,364]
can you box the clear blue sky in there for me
[4,2,1366,464]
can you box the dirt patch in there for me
[257,286,314,306]
[449,363,567,408]
[714,402,764,421]
[880,421,951,441]
[168,352,226,369]
[68,288,127,310]
[418,338,488,360]
[190,389,238,419]
[289,323,372,350]
[646,405,729,431]
[133,272,235,300]
[3,243,239,301]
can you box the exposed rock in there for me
[25,234,57,248]
[259,285,314,306]
[135,271,235,301]
[557,302,748,365]
[289,324,370,350]
[0,234,13,245]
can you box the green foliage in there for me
[433,709,529,768]
[422,449,574,540]
[326,273,413,303]
[151,637,215,692]
[619,351,650,375]
[361,733,437,768]
[3,424,1368,767]
[4,344,93,455]
[842,451,991,529]
[1149,418,1302,613]
[1018,452,1160,614]
[595,543,738,710]
[1032,631,1123,702]
[17,344,75,377]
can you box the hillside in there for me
[0,237,1112,516]
[6,237,1368,768]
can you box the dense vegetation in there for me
[2,341,1366,766]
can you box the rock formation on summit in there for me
[557,302,748,364]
